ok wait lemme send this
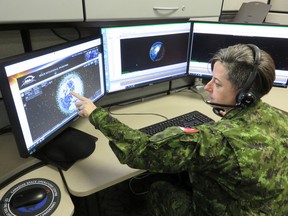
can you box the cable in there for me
[128,172,152,195]
[108,110,169,121]
[107,102,169,121]
[105,97,148,108]
[106,87,205,120]
[0,125,12,135]
[172,86,192,93]
[128,171,185,196]
[0,161,47,190]
[57,168,72,196]
[50,27,82,42]
[190,87,207,103]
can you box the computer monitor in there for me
[188,21,288,87]
[101,22,191,93]
[0,36,105,168]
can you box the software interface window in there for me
[189,22,288,87]
[101,22,191,93]
[0,37,105,157]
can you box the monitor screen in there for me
[188,21,288,87]
[101,22,190,93]
[0,36,105,159]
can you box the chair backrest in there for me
[233,1,271,24]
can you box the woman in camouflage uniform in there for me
[71,44,288,215]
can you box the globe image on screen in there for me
[149,41,165,62]
[56,73,84,115]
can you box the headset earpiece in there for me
[236,91,256,106]
[236,44,261,106]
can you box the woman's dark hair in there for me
[210,44,275,99]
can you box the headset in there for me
[236,44,261,106]
[206,44,261,109]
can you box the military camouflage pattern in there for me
[148,181,194,216]
[89,100,288,215]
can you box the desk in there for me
[262,86,288,111]
[0,87,287,212]
[0,120,74,215]
[0,164,74,216]
[62,86,288,197]
[62,90,219,197]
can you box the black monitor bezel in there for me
[101,21,191,94]
[187,21,288,88]
[0,35,105,158]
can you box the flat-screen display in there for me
[0,36,105,158]
[188,21,288,87]
[101,22,191,93]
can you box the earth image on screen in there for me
[149,41,165,62]
[56,73,84,115]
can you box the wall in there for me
[266,0,288,25]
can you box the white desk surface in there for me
[60,92,217,196]
[63,87,288,197]
[0,131,74,215]
[63,90,220,197]
[0,87,287,199]
[0,134,40,184]
[262,86,288,111]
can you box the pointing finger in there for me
[70,91,86,101]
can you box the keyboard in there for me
[140,111,214,136]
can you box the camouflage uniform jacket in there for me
[89,100,288,215]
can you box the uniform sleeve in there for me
[88,108,202,173]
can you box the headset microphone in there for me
[205,100,241,108]
[205,101,241,117]
[205,100,241,117]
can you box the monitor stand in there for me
[33,127,97,171]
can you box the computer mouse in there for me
[10,187,47,209]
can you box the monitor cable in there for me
[0,125,12,135]
[107,103,169,121]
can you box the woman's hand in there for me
[70,91,97,117]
